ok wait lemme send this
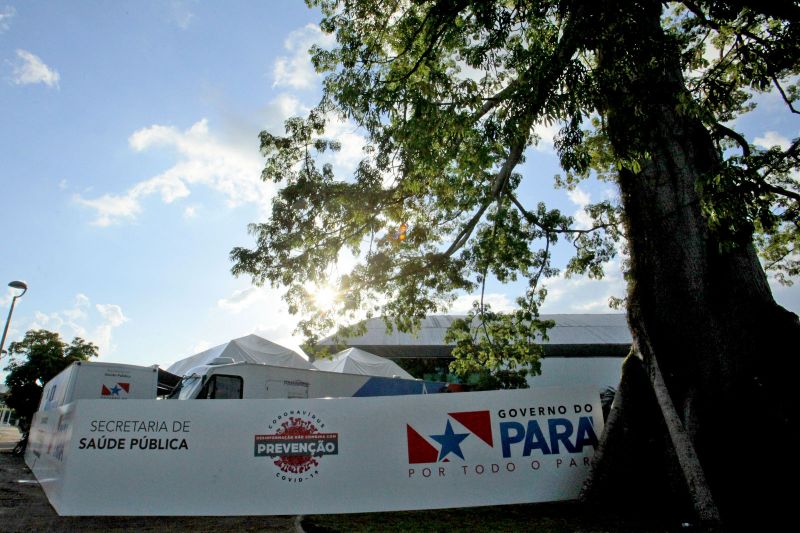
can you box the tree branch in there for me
[772,75,800,115]
[712,123,751,157]
[508,192,617,236]
[437,5,588,258]
[530,233,551,295]
[681,0,771,48]
[439,135,527,258]
[764,182,800,202]
[472,81,519,121]
[384,1,468,86]
[760,137,800,181]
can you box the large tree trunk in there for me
[582,1,800,528]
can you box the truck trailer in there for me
[166,358,447,400]
[37,360,160,412]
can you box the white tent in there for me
[166,334,312,376]
[313,347,415,379]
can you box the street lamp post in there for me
[0,281,28,361]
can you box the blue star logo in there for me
[430,420,469,461]
[110,385,121,396]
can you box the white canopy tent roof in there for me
[313,347,415,379]
[166,334,312,376]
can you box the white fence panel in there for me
[26,387,603,516]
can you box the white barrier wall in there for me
[26,388,603,516]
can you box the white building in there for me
[318,314,631,391]
[0,383,17,426]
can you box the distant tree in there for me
[4,330,98,428]
[469,368,530,391]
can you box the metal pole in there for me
[0,282,27,362]
[0,295,19,361]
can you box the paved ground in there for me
[0,426,298,532]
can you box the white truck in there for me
[30,358,445,415]
[37,361,160,411]
[166,357,448,400]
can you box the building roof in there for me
[319,314,632,358]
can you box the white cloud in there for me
[93,304,128,354]
[215,285,307,353]
[170,0,194,29]
[217,287,263,313]
[273,24,335,90]
[453,58,486,85]
[29,307,76,344]
[96,303,128,327]
[334,248,360,275]
[320,113,367,177]
[14,294,128,356]
[62,293,90,321]
[754,131,791,151]
[685,39,723,80]
[75,118,275,226]
[11,49,60,88]
[567,187,590,207]
[74,191,142,226]
[0,5,15,33]
[271,93,305,120]
[567,185,593,229]
[217,286,300,337]
[76,22,359,228]
[217,286,297,332]
[540,258,626,314]
[190,339,213,354]
[533,121,558,153]
[75,89,317,227]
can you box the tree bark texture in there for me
[583,0,800,528]
[582,354,695,522]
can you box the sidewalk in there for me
[0,425,21,452]
[0,448,297,532]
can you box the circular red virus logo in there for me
[254,410,339,482]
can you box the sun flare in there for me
[312,285,338,311]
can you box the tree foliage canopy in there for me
[231,0,799,377]
[3,329,98,427]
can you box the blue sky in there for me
[1,1,797,373]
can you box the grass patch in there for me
[302,501,688,532]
